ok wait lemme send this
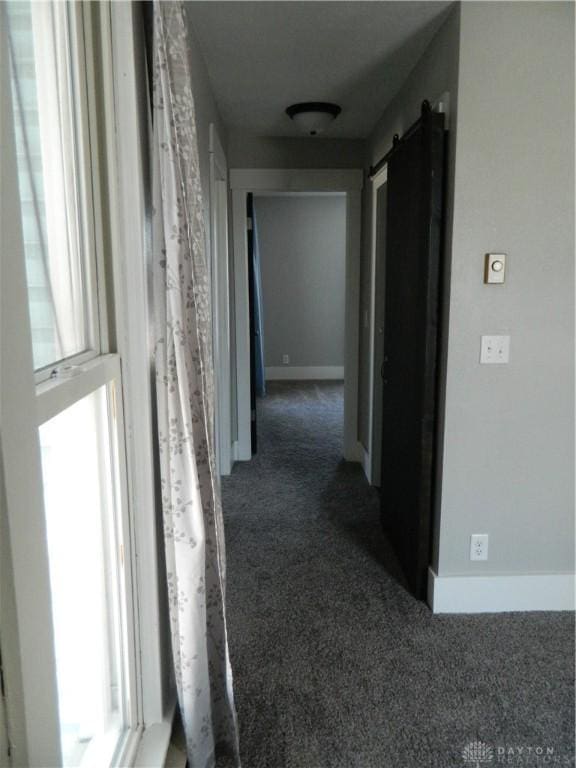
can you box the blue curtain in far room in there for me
[252,202,266,396]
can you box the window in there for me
[3,2,140,765]
[39,384,128,766]
[7,0,98,374]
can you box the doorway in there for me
[249,191,347,453]
[229,169,363,464]
[367,168,387,486]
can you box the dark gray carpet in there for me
[222,381,575,768]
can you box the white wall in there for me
[255,194,346,374]
[437,1,574,577]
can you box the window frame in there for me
[0,1,170,765]
[1,4,62,761]
[24,4,144,757]
[101,0,174,737]
[7,0,105,383]
[36,353,140,766]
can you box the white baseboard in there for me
[232,439,251,462]
[265,365,344,381]
[343,440,364,464]
[428,567,575,614]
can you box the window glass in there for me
[39,387,127,766]
[7,1,94,371]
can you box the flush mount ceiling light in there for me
[285,102,341,136]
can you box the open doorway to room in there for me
[228,169,363,465]
[248,191,347,457]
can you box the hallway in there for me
[222,382,574,768]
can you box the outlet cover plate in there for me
[470,533,489,561]
[480,335,510,364]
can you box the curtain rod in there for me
[368,100,431,180]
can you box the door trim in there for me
[209,124,232,475]
[367,166,388,485]
[230,169,363,462]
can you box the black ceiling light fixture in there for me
[285,102,341,136]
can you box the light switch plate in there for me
[484,253,506,284]
[480,335,510,364]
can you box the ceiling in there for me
[186,1,454,139]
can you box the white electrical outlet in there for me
[282,354,290,365]
[470,534,489,561]
[480,335,510,364]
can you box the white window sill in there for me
[131,702,177,768]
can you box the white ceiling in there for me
[186,1,454,139]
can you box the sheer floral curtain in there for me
[151,3,240,765]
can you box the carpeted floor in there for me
[221,381,575,768]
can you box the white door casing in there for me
[229,169,364,463]
[209,124,233,476]
[367,167,388,486]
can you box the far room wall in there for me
[254,194,346,380]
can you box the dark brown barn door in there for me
[379,104,446,599]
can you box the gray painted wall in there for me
[228,132,365,169]
[437,1,574,576]
[359,4,461,451]
[255,195,346,369]
[185,9,227,202]
[185,8,240,443]
[362,2,574,578]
